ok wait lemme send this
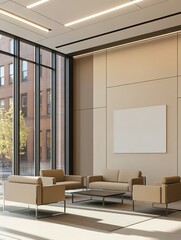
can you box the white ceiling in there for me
[0,0,181,56]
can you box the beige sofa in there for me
[133,176,181,214]
[87,169,145,195]
[40,169,84,190]
[3,175,66,218]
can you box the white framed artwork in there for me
[114,105,166,153]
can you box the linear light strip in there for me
[64,0,143,27]
[27,0,49,9]
[0,9,50,32]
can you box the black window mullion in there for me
[13,39,20,175]
[34,47,40,176]
[65,57,73,175]
[51,53,56,169]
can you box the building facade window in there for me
[9,63,13,83]
[0,32,67,182]
[47,89,51,114]
[21,61,28,81]
[0,99,5,109]
[0,66,5,86]
[21,93,27,117]
[46,130,51,160]
[9,39,14,54]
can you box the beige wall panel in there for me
[107,77,177,184]
[93,52,107,108]
[107,34,177,87]
[73,109,93,175]
[93,108,107,174]
[178,99,181,176]
[73,56,93,110]
[178,33,181,76]
[178,76,181,98]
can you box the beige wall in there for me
[73,32,181,183]
[73,56,93,175]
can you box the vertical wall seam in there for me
[177,32,179,176]
[92,54,94,174]
[106,50,108,169]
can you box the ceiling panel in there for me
[0,1,70,36]
[0,18,46,41]
[0,0,180,55]
[137,0,168,8]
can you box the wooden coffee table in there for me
[71,189,125,206]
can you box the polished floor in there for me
[0,194,181,240]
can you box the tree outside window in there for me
[0,99,5,109]
[0,104,30,164]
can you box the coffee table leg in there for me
[103,197,105,206]
[122,194,124,204]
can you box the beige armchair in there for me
[3,175,66,218]
[133,176,181,214]
[40,169,84,190]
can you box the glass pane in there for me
[40,66,51,170]
[56,55,65,169]
[0,34,14,53]
[40,48,52,67]
[20,61,35,175]
[0,54,13,187]
[20,41,35,61]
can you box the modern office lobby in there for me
[0,0,181,239]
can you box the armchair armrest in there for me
[41,177,56,186]
[133,185,161,203]
[129,176,146,191]
[87,175,103,184]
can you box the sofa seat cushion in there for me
[89,181,129,191]
[118,170,141,183]
[102,170,119,182]
[56,181,82,190]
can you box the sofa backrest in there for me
[118,170,141,183]
[40,169,65,182]
[8,175,43,185]
[102,169,119,182]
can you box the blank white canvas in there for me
[114,105,166,153]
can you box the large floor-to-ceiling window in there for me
[0,32,66,187]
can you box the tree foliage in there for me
[0,105,30,160]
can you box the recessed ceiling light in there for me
[64,0,143,27]
[0,9,50,32]
[27,0,49,9]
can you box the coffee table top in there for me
[71,189,125,197]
